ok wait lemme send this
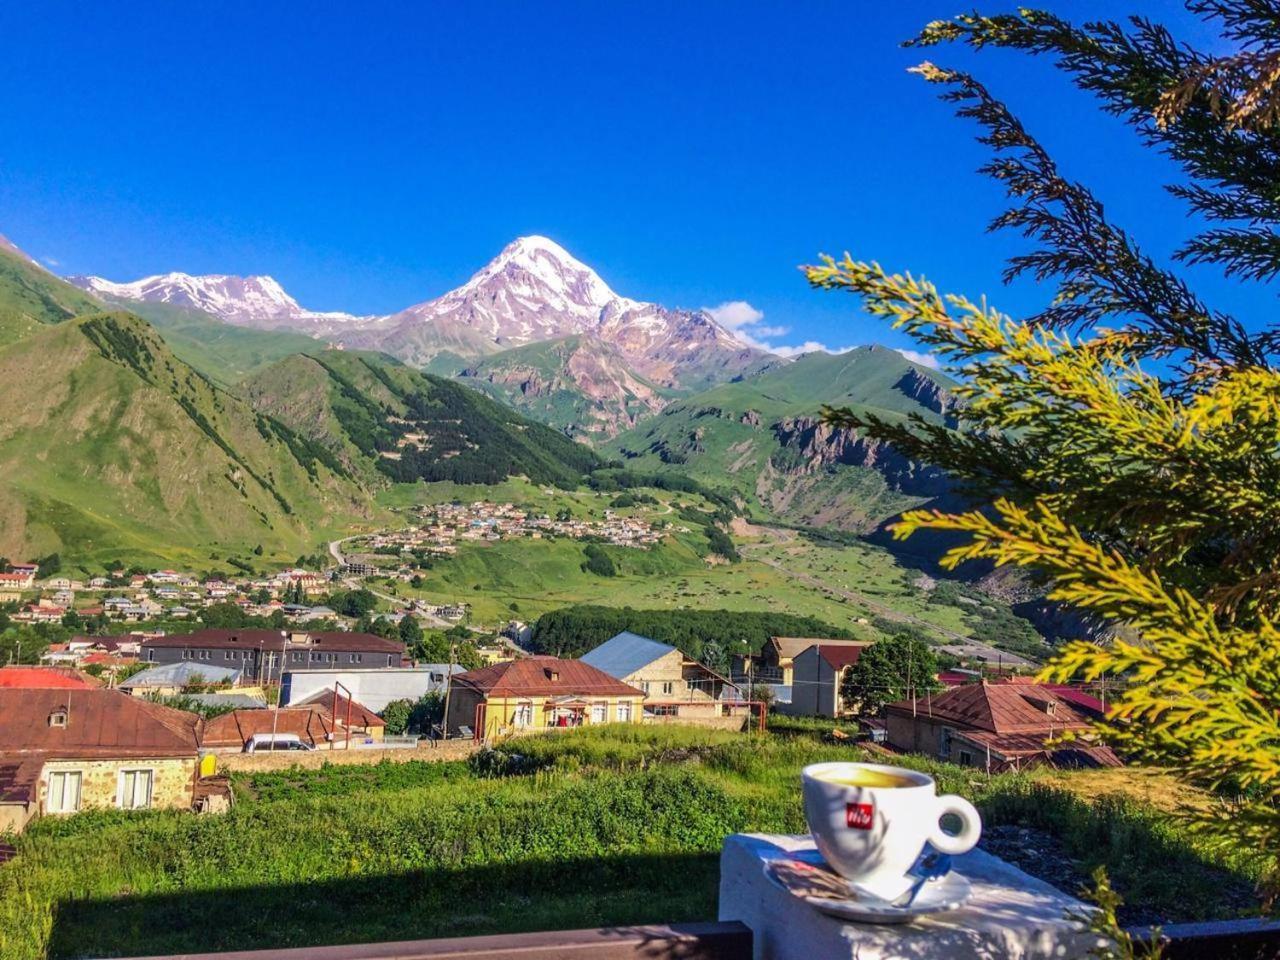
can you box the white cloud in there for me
[42,256,61,268]
[706,300,765,331]
[772,341,854,359]
[706,300,932,363]
[894,348,941,370]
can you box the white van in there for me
[244,733,315,753]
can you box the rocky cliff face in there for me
[770,416,952,498]
[894,368,959,423]
[458,336,669,439]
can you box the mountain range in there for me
[0,243,605,568]
[69,236,776,439]
[0,228,964,571]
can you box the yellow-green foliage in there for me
[804,1,1280,905]
[808,252,1280,898]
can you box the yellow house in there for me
[445,656,644,740]
[0,688,201,833]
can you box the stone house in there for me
[580,631,739,720]
[0,688,201,833]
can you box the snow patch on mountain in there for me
[66,271,373,329]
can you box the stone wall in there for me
[214,738,478,774]
[41,757,197,812]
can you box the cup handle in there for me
[929,794,982,855]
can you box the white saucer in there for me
[763,851,973,924]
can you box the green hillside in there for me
[606,346,958,531]
[0,247,102,344]
[110,299,325,386]
[0,311,373,570]
[245,351,602,488]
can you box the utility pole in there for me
[439,637,456,741]
[909,644,916,718]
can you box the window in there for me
[645,704,678,717]
[958,750,974,766]
[661,681,674,696]
[514,701,534,728]
[590,702,607,724]
[224,651,233,660]
[350,653,362,663]
[118,769,154,810]
[939,727,953,759]
[48,710,67,728]
[181,650,191,661]
[639,681,650,694]
[47,771,82,813]
[148,649,156,662]
[616,701,632,723]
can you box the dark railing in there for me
[114,922,753,960]
[1141,918,1280,960]
[107,915,1280,960]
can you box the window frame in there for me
[46,769,82,814]
[117,767,155,810]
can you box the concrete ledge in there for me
[718,833,1103,960]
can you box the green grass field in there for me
[0,725,1265,960]
[374,481,1035,649]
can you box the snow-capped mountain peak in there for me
[460,235,632,313]
[66,271,367,329]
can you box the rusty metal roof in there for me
[0,689,200,759]
[200,707,335,748]
[0,666,100,689]
[886,681,1095,734]
[770,637,865,662]
[0,758,42,803]
[294,690,386,728]
[453,656,643,698]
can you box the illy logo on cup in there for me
[846,802,874,830]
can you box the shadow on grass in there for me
[48,851,721,960]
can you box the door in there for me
[119,769,154,809]
[47,771,82,813]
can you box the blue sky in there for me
[0,2,1260,360]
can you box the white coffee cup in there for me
[801,761,981,901]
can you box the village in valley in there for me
[353,498,672,563]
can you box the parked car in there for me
[244,733,314,753]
